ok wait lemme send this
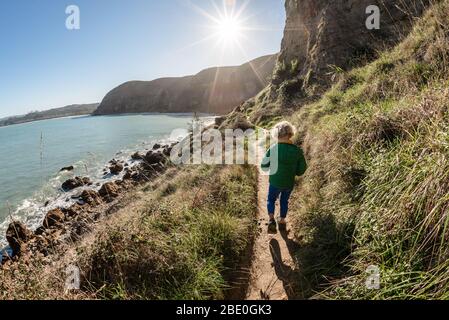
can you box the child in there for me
[261,121,307,231]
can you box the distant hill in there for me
[93,54,277,116]
[0,103,99,128]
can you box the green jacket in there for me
[261,143,307,189]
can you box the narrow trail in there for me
[245,168,300,300]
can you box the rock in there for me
[215,117,226,127]
[99,182,119,202]
[272,0,428,90]
[80,190,102,206]
[6,222,33,254]
[60,165,74,172]
[123,169,133,180]
[43,208,65,229]
[162,146,173,157]
[34,226,45,236]
[69,220,93,241]
[153,143,161,150]
[110,163,124,175]
[144,151,165,165]
[62,177,91,191]
[131,152,143,160]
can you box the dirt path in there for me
[245,168,300,300]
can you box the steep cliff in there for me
[93,54,277,116]
[244,0,429,124]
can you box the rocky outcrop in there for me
[93,55,277,116]
[80,190,102,206]
[99,182,120,202]
[43,209,65,229]
[109,160,124,175]
[6,222,33,255]
[60,166,74,172]
[275,0,429,92]
[62,177,91,191]
[242,0,430,124]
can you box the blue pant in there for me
[267,185,293,218]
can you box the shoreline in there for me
[0,112,217,129]
[1,140,178,265]
[0,117,218,266]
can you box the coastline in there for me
[0,117,218,266]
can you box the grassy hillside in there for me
[275,0,449,299]
[0,165,257,300]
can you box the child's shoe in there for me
[268,219,277,234]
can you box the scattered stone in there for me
[123,169,133,180]
[99,182,119,202]
[60,165,74,172]
[215,117,226,127]
[110,163,124,175]
[62,177,91,191]
[153,143,161,150]
[131,152,143,160]
[80,190,102,206]
[163,146,173,157]
[43,208,65,229]
[6,221,33,255]
[144,151,165,165]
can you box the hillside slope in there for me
[93,55,277,116]
[270,0,449,299]
[229,0,429,125]
[0,104,98,128]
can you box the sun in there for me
[216,16,243,43]
[188,0,251,50]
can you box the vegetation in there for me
[78,165,257,300]
[0,165,258,300]
[277,0,449,299]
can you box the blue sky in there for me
[0,0,285,118]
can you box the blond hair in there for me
[272,121,296,140]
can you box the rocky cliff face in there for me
[275,0,429,91]
[93,55,277,116]
[243,0,429,124]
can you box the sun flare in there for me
[188,0,252,50]
[216,16,243,42]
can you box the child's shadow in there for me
[269,229,302,299]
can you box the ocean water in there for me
[0,114,210,246]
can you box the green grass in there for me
[78,165,258,300]
[251,0,449,300]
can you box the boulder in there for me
[60,165,74,172]
[6,221,33,254]
[43,208,65,229]
[62,177,91,191]
[99,182,119,202]
[162,146,173,157]
[131,152,143,160]
[123,169,133,180]
[110,163,124,175]
[144,151,165,165]
[153,143,161,150]
[80,190,102,206]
